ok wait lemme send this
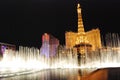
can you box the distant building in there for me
[0,42,16,54]
[40,33,59,58]
[65,3,102,54]
[0,42,16,59]
[86,28,101,51]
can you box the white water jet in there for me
[0,46,79,77]
[0,33,120,77]
[83,33,120,68]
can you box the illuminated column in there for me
[77,3,85,34]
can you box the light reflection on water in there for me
[0,68,95,80]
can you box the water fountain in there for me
[82,33,120,68]
[0,33,120,79]
[0,46,79,77]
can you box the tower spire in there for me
[77,3,85,34]
[76,3,87,44]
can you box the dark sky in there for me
[0,0,120,48]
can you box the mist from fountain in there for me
[0,46,79,77]
[83,33,120,68]
[0,33,120,77]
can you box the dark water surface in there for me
[1,68,120,80]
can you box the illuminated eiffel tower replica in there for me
[75,3,91,54]
[65,3,102,54]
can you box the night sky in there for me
[0,0,120,48]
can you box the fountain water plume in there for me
[0,46,79,77]
[0,33,120,77]
[83,33,120,68]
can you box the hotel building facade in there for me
[40,33,59,58]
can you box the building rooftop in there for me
[0,42,15,46]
